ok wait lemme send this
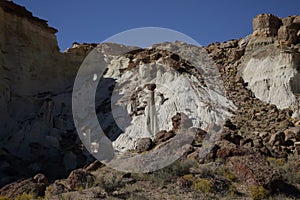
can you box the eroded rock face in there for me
[278,16,300,45]
[241,14,300,117]
[105,44,235,152]
[0,174,48,199]
[0,1,136,186]
[252,14,282,37]
[135,138,153,153]
[242,48,300,109]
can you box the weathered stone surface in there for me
[294,142,300,155]
[284,127,300,141]
[227,155,282,188]
[171,112,193,133]
[153,130,175,145]
[135,138,153,153]
[216,140,248,159]
[268,131,285,146]
[252,14,282,37]
[67,169,94,191]
[242,47,300,110]
[111,43,235,151]
[278,26,299,45]
[0,174,48,199]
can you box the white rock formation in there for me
[242,47,300,110]
[104,43,236,152]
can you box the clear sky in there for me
[13,0,300,51]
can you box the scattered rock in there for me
[67,169,94,191]
[0,174,49,199]
[153,130,175,145]
[284,127,300,141]
[268,131,285,146]
[171,112,193,133]
[227,155,282,189]
[294,142,300,155]
[216,140,248,159]
[135,138,153,153]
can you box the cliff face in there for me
[242,14,300,111]
[0,1,84,185]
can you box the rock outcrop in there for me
[242,14,300,113]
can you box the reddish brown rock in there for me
[153,130,175,145]
[0,174,48,199]
[135,137,153,153]
[227,155,282,188]
[67,169,94,191]
[268,131,285,146]
[176,177,192,188]
[84,160,104,172]
[171,112,193,133]
[216,140,248,159]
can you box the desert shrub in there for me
[197,165,215,178]
[122,183,142,194]
[128,192,150,200]
[250,186,270,200]
[97,174,123,194]
[268,155,300,184]
[182,174,193,181]
[13,193,33,200]
[60,193,72,200]
[192,178,212,194]
[229,184,238,197]
[76,186,84,194]
[162,159,197,176]
[44,185,54,198]
[267,157,285,167]
[216,167,236,181]
[132,159,197,187]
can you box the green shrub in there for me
[76,186,84,194]
[132,159,197,187]
[13,193,33,200]
[216,167,236,181]
[267,155,300,184]
[267,157,285,167]
[182,174,193,181]
[250,186,270,200]
[192,178,212,194]
[229,184,238,197]
[97,174,123,194]
[0,196,10,200]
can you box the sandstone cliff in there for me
[0,0,91,186]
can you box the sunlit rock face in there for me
[101,44,236,152]
[242,47,300,109]
[241,14,300,118]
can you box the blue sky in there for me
[14,0,300,51]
